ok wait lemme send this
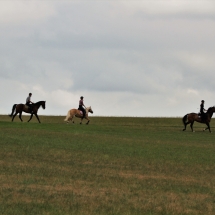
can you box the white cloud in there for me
[120,1,215,17]
[187,89,199,95]
[0,1,56,25]
[177,52,215,71]
[0,1,215,117]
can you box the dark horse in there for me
[182,106,215,132]
[9,101,46,123]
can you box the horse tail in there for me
[64,110,71,121]
[9,104,17,117]
[182,114,188,126]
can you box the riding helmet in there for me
[80,96,84,99]
[201,100,205,102]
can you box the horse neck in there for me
[207,108,213,118]
[209,111,214,118]
[34,101,43,108]
[85,107,89,114]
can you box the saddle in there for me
[198,113,208,122]
[24,105,30,110]
[78,107,84,116]
[24,104,33,112]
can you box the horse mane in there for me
[207,106,214,112]
[35,101,45,104]
[34,101,46,109]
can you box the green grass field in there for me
[0,115,215,215]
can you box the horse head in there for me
[42,101,46,109]
[207,106,215,112]
[87,106,93,114]
[206,106,215,117]
[212,106,215,112]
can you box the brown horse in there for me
[182,106,215,132]
[64,106,93,124]
[9,101,46,123]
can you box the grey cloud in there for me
[1,1,215,116]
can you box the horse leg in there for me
[71,116,75,123]
[182,122,187,131]
[28,113,34,122]
[183,122,189,131]
[206,122,211,133]
[203,122,209,131]
[85,116,90,125]
[19,112,23,122]
[68,115,74,124]
[12,112,18,122]
[204,127,209,131]
[34,113,41,123]
[190,122,194,132]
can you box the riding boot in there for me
[82,113,85,119]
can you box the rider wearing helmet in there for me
[78,96,86,119]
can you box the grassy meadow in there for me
[0,114,215,215]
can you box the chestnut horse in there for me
[182,106,215,132]
[9,101,46,123]
[64,106,93,124]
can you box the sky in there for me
[1,0,215,117]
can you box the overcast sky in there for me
[1,0,215,117]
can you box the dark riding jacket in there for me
[200,103,204,115]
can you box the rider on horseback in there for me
[78,96,86,119]
[26,93,34,113]
[199,100,207,120]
